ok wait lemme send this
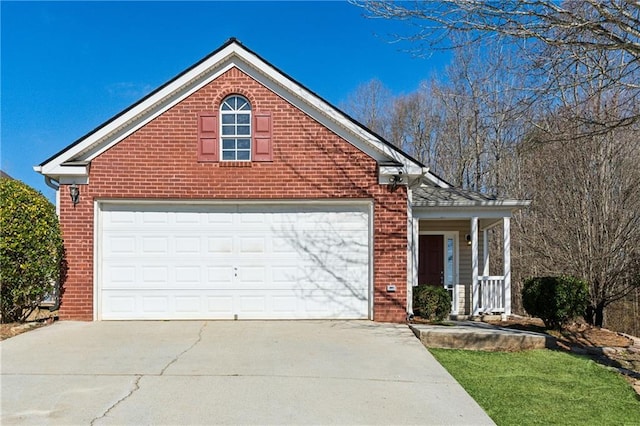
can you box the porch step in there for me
[410,321,555,351]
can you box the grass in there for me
[429,348,640,425]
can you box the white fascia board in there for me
[424,172,451,188]
[37,164,89,178]
[413,206,522,219]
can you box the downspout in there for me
[44,176,61,217]
[43,175,62,312]
[45,176,60,190]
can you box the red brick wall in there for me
[57,67,408,322]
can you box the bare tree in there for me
[388,84,440,165]
[355,1,640,67]
[355,1,640,131]
[518,103,640,327]
[340,78,393,139]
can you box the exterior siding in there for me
[57,67,408,322]
[419,219,486,315]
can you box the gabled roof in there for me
[35,38,429,183]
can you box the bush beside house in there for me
[413,285,451,322]
[522,276,589,329]
[0,178,63,323]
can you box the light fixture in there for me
[466,234,472,246]
[69,184,80,207]
[388,174,403,192]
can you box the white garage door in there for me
[98,203,370,320]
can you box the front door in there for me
[418,235,444,286]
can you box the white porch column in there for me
[483,227,490,277]
[471,216,479,316]
[503,216,512,318]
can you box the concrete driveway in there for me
[1,321,494,425]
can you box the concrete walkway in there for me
[1,321,494,425]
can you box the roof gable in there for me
[35,38,426,183]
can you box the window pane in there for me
[222,139,236,150]
[237,114,250,124]
[221,102,232,111]
[222,125,235,135]
[221,114,235,124]
[239,101,251,111]
[237,125,250,135]
[237,151,250,160]
[222,151,235,161]
[446,238,454,287]
[237,138,250,149]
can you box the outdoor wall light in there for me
[69,184,80,207]
[466,234,472,246]
[388,174,403,192]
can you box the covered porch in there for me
[409,184,530,319]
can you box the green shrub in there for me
[413,285,451,321]
[522,276,589,329]
[0,178,63,323]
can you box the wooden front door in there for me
[419,235,444,286]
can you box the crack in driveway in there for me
[90,374,141,426]
[89,322,207,425]
[160,321,207,375]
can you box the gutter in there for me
[45,176,60,191]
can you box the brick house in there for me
[35,39,528,322]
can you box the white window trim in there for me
[220,95,252,162]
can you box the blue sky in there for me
[2,1,449,199]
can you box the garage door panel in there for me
[142,296,169,313]
[239,236,265,253]
[175,266,201,284]
[206,266,234,284]
[99,203,370,320]
[105,295,136,314]
[106,236,136,254]
[207,296,233,314]
[107,210,136,224]
[175,296,200,313]
[142,237,168,254]
[174,211,202,224]
[175,237,201,254]
[207,237,233,254]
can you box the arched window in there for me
[220,95,251,161]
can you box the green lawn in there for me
[429,348,640,425]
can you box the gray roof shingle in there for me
[412,184,525,207]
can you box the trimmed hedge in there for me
[522,276,589,329]
[0,178,63,323]
[413,285,451,321]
